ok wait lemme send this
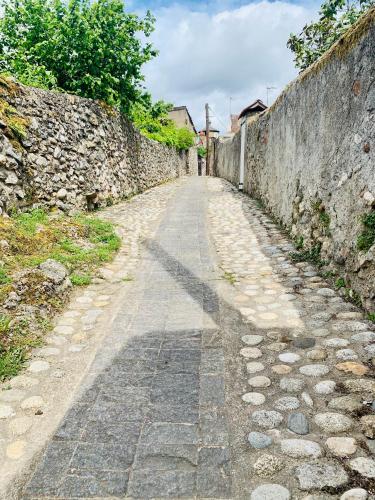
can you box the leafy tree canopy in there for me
[131,99,196,151]
[287,0,374,71]
[0,0,157,113]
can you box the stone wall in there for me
[214,9,375,311]
[0,80,196,214]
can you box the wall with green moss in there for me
[0,79,197,216]
[214,9,375,311]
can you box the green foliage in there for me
[0,347,25,381]
[197,146,207,158]
[70,273,92,286]
[222,271,236,285]
[287,0,374,71]
[295,235,304,250]
[0,267,11,285]
[0,0,157,113]
[290,243,326,267]
[131,100,195,150]
[14,208,48,235]
[335,277,346,289]
[368,312,375,323]
[357,211,375,252]
[319,211,330,227]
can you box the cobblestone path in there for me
[22,177,375,499]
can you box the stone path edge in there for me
[0,178,186,500]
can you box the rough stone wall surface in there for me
[214,15,375,311]
[0,82,195,214]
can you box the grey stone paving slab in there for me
[23,178,232,498]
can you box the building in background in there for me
[198,127,220,147]
[230,99,267,133]
[168,106,197,134]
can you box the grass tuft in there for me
[357,211,375,252]
[0,208,120,381]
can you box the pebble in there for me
[335,362,369,375]
[242,335,263,346]
[0,389,26,402]
[314,412,353,433]
[336,349,358,360]
[253,454,284,477]
[314,380,336,394]
[248,376,271,388]
[280,377,305,392]
[9,375,39,388]
[306,349,327,361]
[8,416,33,436]
[349,457,375,478]
[6,440,26,459]
[301,392,314,407]
[266,342,287,352]
[351,332,375,343]
[364,345,375,356]
[344,379,375,393]
[20,396,44,411]
[360,415,375,439]
[295,462,348,490]
[275,396,300,411]
[287,412,309,435]
[292,337,315,349]
[250,484,290,500]
[240,347,262,359]
[328,395,363,412]
[311,329,330,338]
[0,405,16,419]
[340,489,368,500]
[317,288,335,297]
[38,347,60,357]
[246,362,265,373]
[299,364,330,376]
[325,437,357,456]
[47,335,67,346]
[242,392,266,405]
[54,325,74,335]
[248,431,273,449]
[28,361,50,373]
[280,439,321,458]
[271,364,292,375]
[278,352,301,364]
[324,338,349,348]
[251,410,283,429]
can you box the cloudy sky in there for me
[128,0,320,131]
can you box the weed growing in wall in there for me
[357,211,375,252]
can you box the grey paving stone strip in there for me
[22,178,232,499]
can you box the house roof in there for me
[238,99,267,119]
[170,106,197,134]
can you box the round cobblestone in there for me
[299,364,330,376]
[242,392,266,405]
[251,410,283,429]
[314,412,353,433]
[248,431,273,449]
[250,484,290,500]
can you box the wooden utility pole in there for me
[205,103,210,176]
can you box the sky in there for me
[128,0,320,131]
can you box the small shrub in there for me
[0,268,11,285]
[368,313,375,323]
[290,244,325,267]
[357,211,375,252]
[319,211,330,228]
[0,347,25,381]
[70,273,92,286]
[295,236,304,250]
[335,277,346,289]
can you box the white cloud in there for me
[143,1,318,131]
